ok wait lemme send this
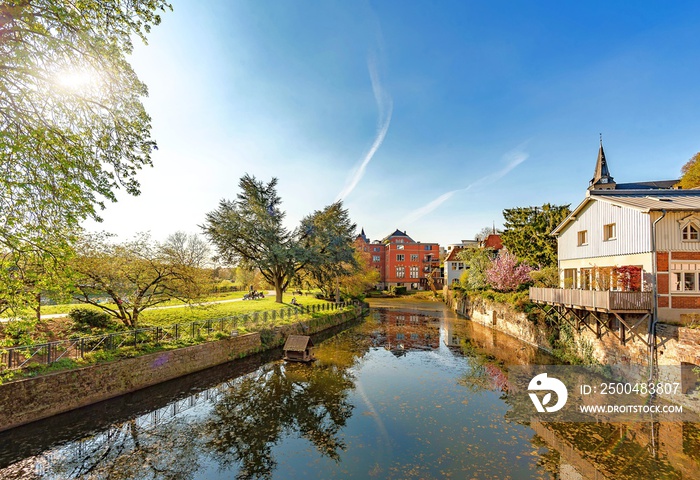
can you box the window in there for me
[396,254,405,261]
[577,230,588,246]
[396,239,404,244]
[604,223,616,241]
[458,262,464,270]
[563,269,577,288]
[410,254,419,261]
[451,263,457,270]
[580,268,592,289]
[373,246,380,252]
[396,266,405,278]
[410,266,419,278]
[682,224,700,241]
[671,263,700,292]
[372,255,380,262]
[397,244,405,250]
[424,245,432,251]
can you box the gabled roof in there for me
[482,234,503,250]
[552,189,700,235]
[283,335,313,352]
[445,247,463,262]
[382,229,415,243]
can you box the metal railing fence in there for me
[1,302,349,372]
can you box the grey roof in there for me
[590,189,700,211]
[615,180,680,190]
[283,335,313,352]
[552,189,700,235]
[382,229,415,243]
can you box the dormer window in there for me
[683,223,700,242]
[680,216,700,242]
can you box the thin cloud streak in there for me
[336,52,393,201]
[401,150,529,224]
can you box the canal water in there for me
[0,302,698,479]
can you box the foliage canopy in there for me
[0,0,170,263]
[678,152,700,189]
[500,203,570,268]
[71,232,210,328]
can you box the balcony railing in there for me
[529,287,653,312]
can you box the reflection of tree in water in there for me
[46,417,203,480]
[202,360,356,479]
[457,342,510,396]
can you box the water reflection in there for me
[0,304,698,479]
[202,361,355,478]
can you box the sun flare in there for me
[55,69,98,91]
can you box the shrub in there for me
[529,266,559,288]
[390,286,407,295]
[69,308,115,330]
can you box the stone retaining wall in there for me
[444,288,700,375]
[0,305,368,432]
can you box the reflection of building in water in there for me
[532,420,700,479]
[371,310,439,354]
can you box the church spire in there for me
[588,134,615,190]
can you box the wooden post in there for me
[619,318,626,345]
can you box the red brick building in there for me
[356,229,440,290]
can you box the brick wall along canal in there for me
[0,301,698,479]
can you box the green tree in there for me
[678,152,700,189]
[457,247,495,290]
[340,248,381,298]
[202,175,303,303]
[0,0,170,280]
[299,202,358,300]
[71,232,210,328]
[500,203,571,268]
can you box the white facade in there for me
[554,191,700,323]
[557,200,651,261]
[444,246,466,286]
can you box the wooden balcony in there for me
[529,287,653,312]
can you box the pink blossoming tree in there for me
[486,252,533,292]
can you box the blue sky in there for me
[85,0,700,246]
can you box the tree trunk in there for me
[275,278,283,303]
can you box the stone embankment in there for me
[444,288,700,390]
[0,304,368,432]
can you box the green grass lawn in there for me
[138,294,328,327]
[36,290,256,316]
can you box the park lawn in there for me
[36,290,251,316]
[138,294,328,327]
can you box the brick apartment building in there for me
[356,229,441,290]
